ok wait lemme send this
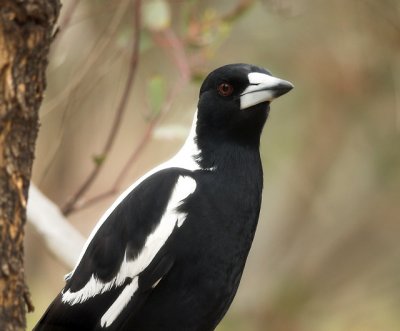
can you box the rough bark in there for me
[0,1,60,330]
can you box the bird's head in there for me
[196,63,293,146]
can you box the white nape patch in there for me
[62,176,196,306]
[65,111,206,282]
[168,111,202,172]
[240,72,293,110]
[100,278,138,328]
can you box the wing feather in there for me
[61,171,196,308]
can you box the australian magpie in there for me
[34,63,293,331]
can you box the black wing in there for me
[34,168,196,330]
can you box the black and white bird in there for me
[34,63,293,331]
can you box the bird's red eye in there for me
[217,83,234,97]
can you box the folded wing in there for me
[34,170,196,330]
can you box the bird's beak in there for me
[240,72,294,110]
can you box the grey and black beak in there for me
[240,72,294,110]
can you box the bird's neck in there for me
[195,118,264,172]
[202,144,263,186]
[171,111,264,174]
[170,111,264,215]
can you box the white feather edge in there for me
[61,116,200,305]
[62,175,196,305]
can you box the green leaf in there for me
[92,154,106,166]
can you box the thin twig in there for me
[362,0,400,33]
[221,0,255,23]
[76,119,159,210]
[43,0,130,117]
[39,49,124,187]
[60,3,119,29]
[184,0,255,48]
[24,287,35,313]
[393,63,400,132]
[71,30,192,212]
[52,0,80,49]
[152,28,191,81]
[73,73,188,212]
[62,0,142,215]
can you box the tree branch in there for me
[52,0,80,48]
[62,0,142,215]
[27,184,85,270]
[0,0,61,326]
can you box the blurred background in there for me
[26,0,400,330]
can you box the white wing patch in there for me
[100,278,138,328]
[62,176,196,308]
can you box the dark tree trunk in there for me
[0,1,60,330]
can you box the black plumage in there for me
[34,63,293,331]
